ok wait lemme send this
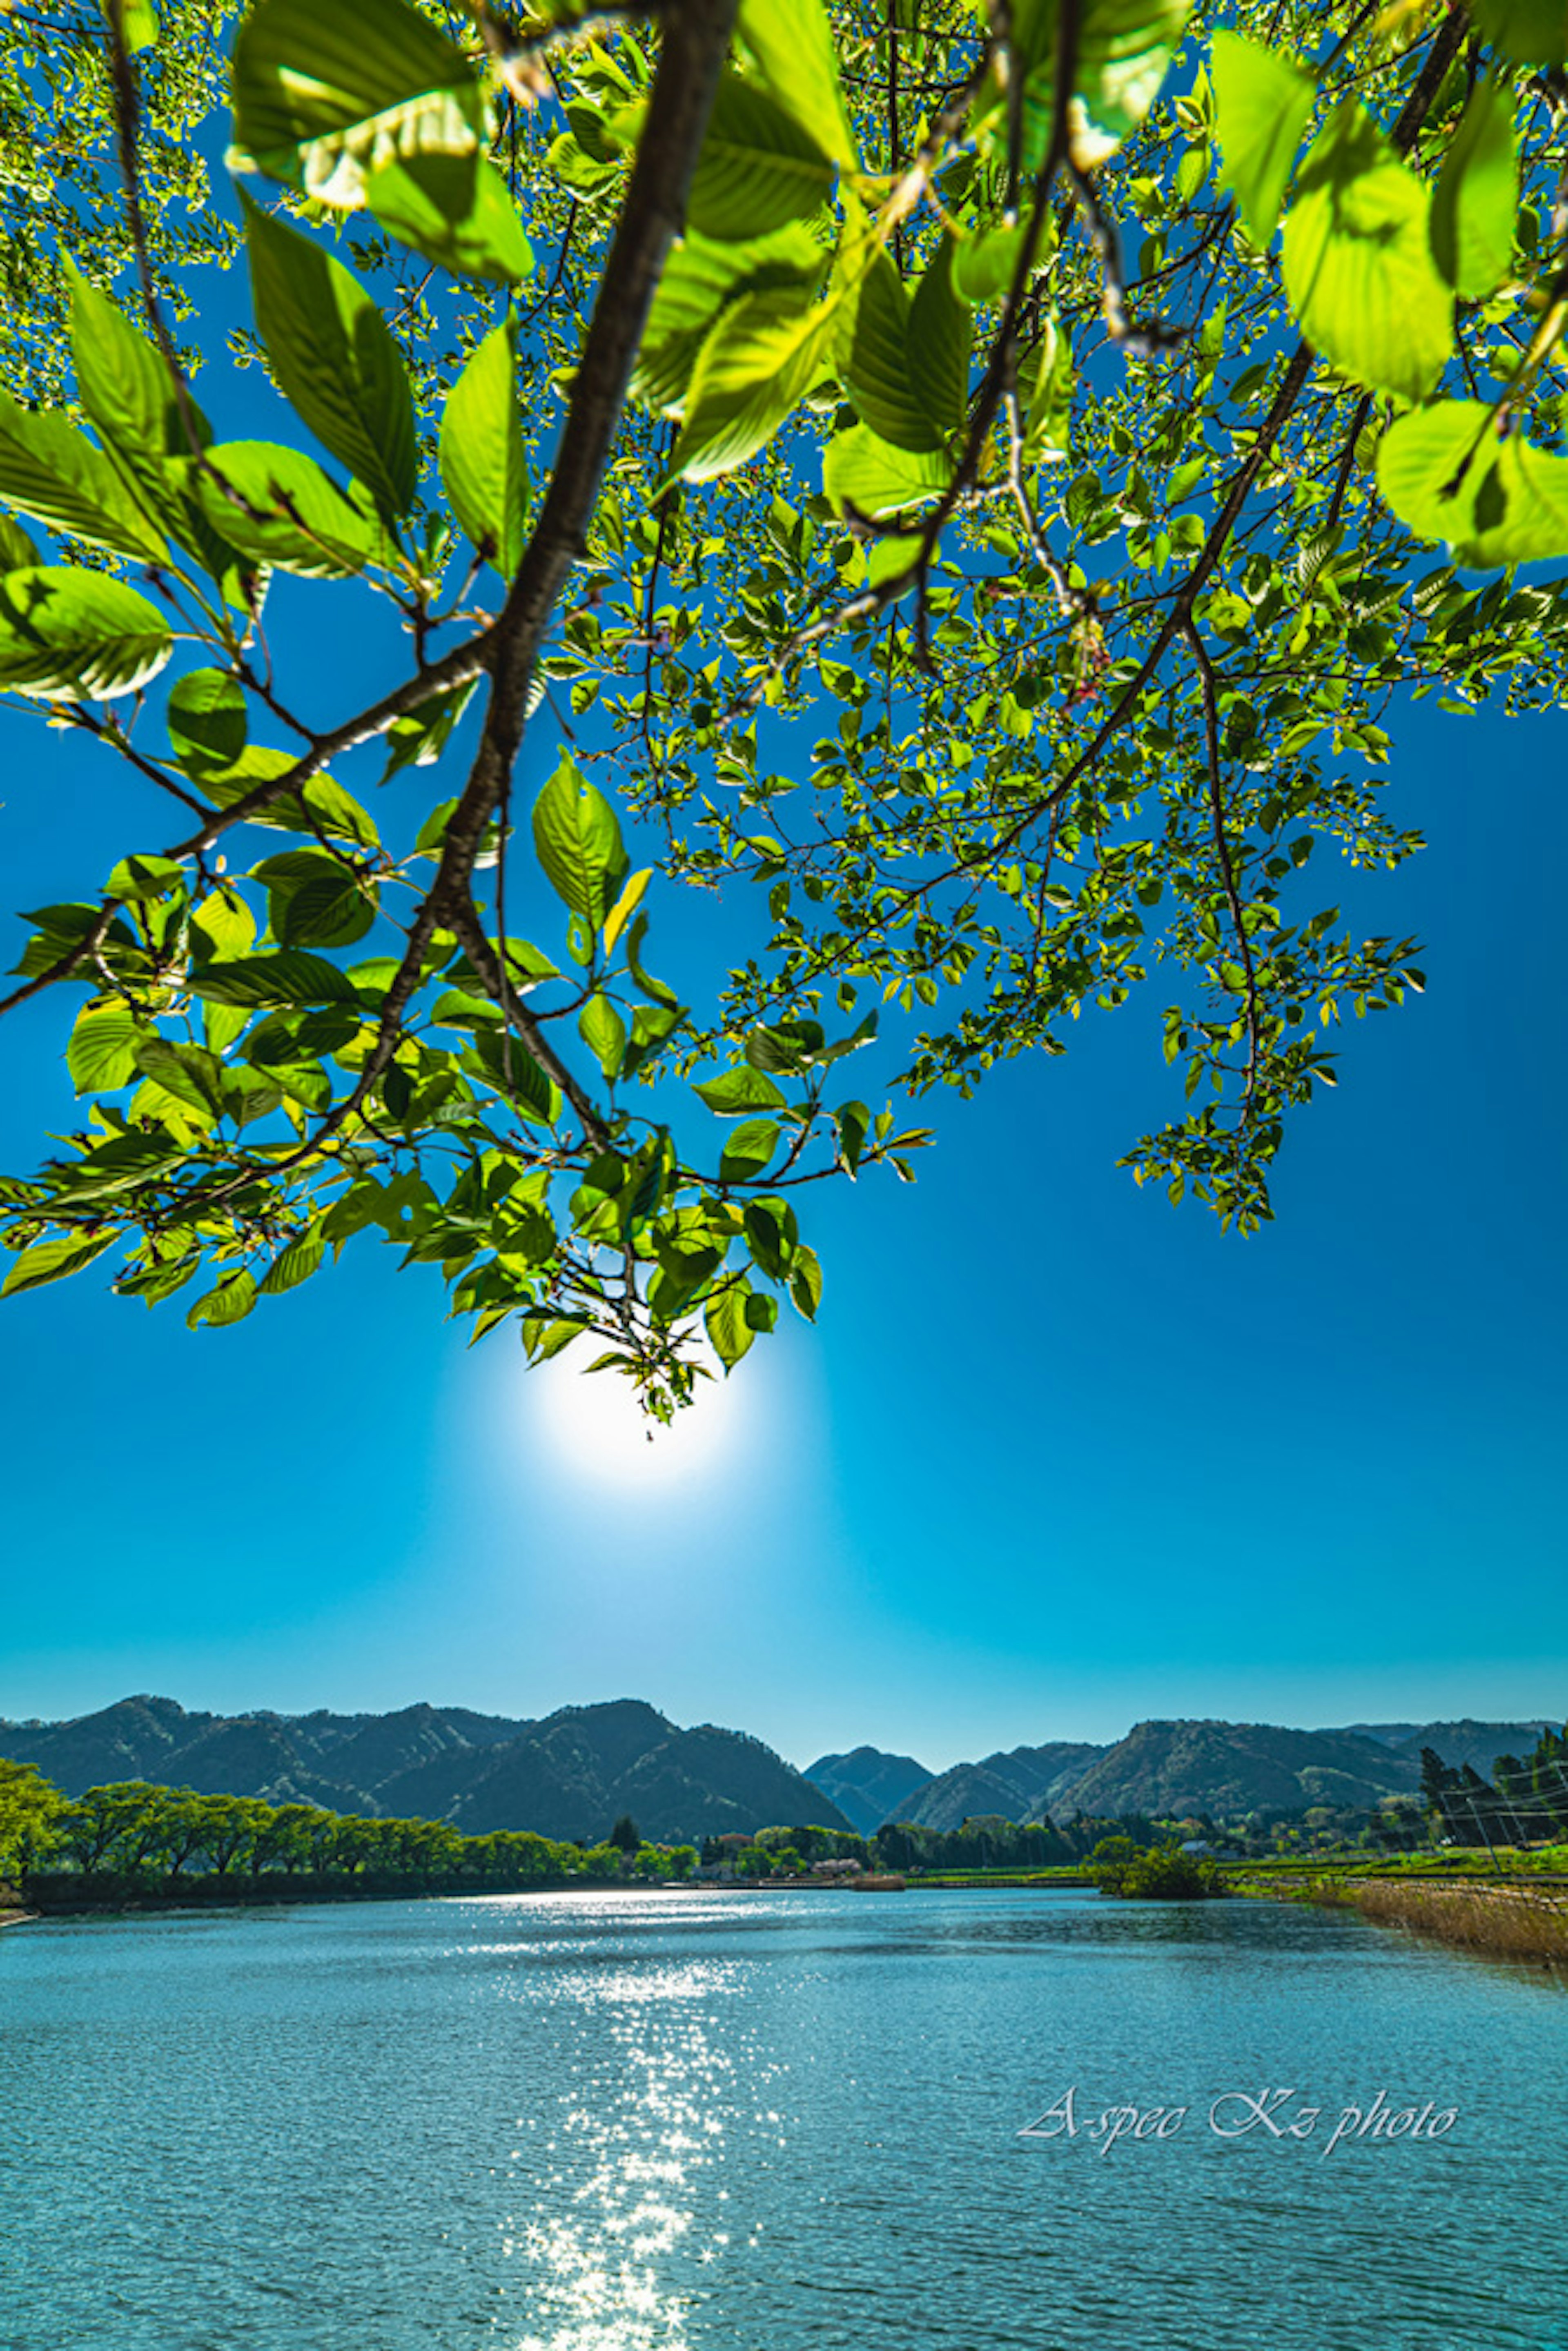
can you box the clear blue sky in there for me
[1,276,1563,1772]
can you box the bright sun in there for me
[526,1339,755,1495]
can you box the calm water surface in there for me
[2,1886,1564,2350]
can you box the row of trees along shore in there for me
[0,1763,702,1904]
[8,1725,1567,1910]
[0,1762,1158,1908]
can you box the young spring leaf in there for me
[632,221,824,413]
[688,71,835,240]
[822,423,953,518]
[838,250,944,454]
[531,757,628,926]
[704,1277,757,1370]
[241,192,418,520]
[735,0,858,169]
[905,238,969,443]
[0,516,39,569]
[194,442,375,577]
[0,392,168,564]
[1430,77,1517,301]
[439,322,527,575]
[66,1004,143,1094]
[167,670,248,778]
[1210,32,1316,248]
[230,0,488,205]
[578,992,628,1082]
[1377,401,1568,566]
[1467,0,1568,64]
[365,151,533,286]
[692,1066,787,1115]
[1281,102,1453,403]
[0,568,173,700]
[1,1231,118,1298]
[672,286,838,481]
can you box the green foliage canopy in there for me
[2,0,1567,1414]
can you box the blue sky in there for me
[0,243,1564,1772]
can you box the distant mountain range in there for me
[804,1747,934,1836]
[811,1717,1556,1830]
[2,1698,1555,1840]
[0,1696,851,1844]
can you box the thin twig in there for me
[1183,615,1260,1103]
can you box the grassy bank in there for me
[1236,1869,1568,1965]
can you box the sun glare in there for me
[525,1340,756,1495]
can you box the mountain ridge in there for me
[2,1700,1555,1838]
[0,1695,852,1843]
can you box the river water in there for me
[1,1886,1563,2349]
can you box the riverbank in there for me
[1238,1871,1568,1965]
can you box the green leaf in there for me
[241,192,417,520]
[673,286,838,481]
[1023,313,1072,463]
[1009,0,1192,173]
[197,750,379,849]
[194,442,374,577]
[254,849,376,949]
[260,1229,325,1295]
[134,1036,227,1117]
[2,1230,116,1297]
[0,567,172,701]
[0,392,167,563]
[624,911,679,1009]
[789,1243,823,1319]
[464,1027,561,1124]
[231,0,487,204]
[719,1116,780,1182]
[168,669,247,776]
[1377,401,1568,567]
[1281,101,1454,402]
[839,249,943,453]
[66,1003,143,1092]
[633,222,824,412]
[1210,31,1315,248]
[822,422,952,519]
[439,323,527,575]
[951,221,1025,305]
[187,1269,259,1329]
[187,950,359,1007]
[382,678,477,779]
[1468,0,1568,64]
[736,0,858,168]
[66,258,204,478]
[578,992,627,1082]
[906,238,969,439]
[1430,76,1517,300]
[0,516,39,569]
[106,853,183,902]
[693,1065,786,1115]
[64,264,247,599]
[704,1279,756,1370]
[531,756,628,925]
[115,0,159,53]
[688,71,835,240]
[365,151,533,286]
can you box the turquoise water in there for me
[1,1886,1564,2349]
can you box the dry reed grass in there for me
[1349,1879,1568,1964]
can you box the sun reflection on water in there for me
[493,1939,771,2351]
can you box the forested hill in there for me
[0,1697,851,1844]
[884,1718,1557,1828]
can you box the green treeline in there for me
[0,1763,697,1906]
